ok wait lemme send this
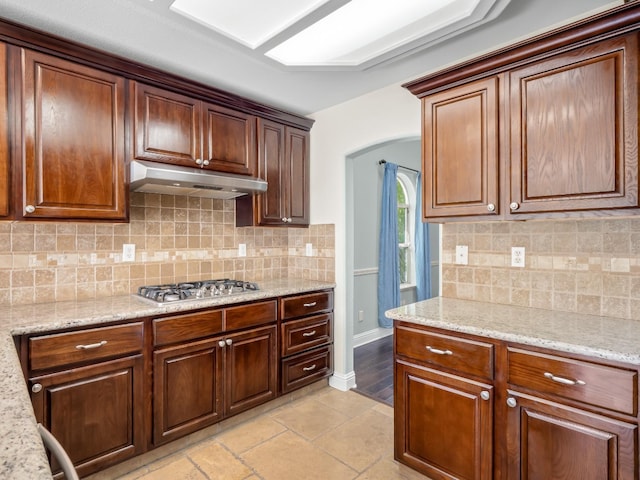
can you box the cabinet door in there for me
[254,118,286,225]
[395,360,493,480]
[153,337,224,446]
[422,76,500,219]
[133,82,202,167]
[203,103,257,175]
[29,355,144,478]
[225,325,277,416]
[19,49,126,220]
[0,42,8,218]
[505,391,637,480]
[284,126,310,225]
[509,34,638,215]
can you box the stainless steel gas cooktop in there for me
[135,279,259,306]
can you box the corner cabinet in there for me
[236,119,310,227]
[132,82,257,176]
[25,322,145,478]
[0,42,9,218]
[407,9,640,221]
[12,47,127,220]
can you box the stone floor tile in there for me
[217,415,287,453]
[186,439,253,479]
[356,458,432,480]
[242,430,358,480]
[271,397,349,440]
[315,389,380,418]
[313,408,394,472]
[133,456,207,480]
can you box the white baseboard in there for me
[353,327,394,348]
[329,371,357,391]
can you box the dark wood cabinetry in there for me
[279,290,333,393]
[132,82,257,176]
[236,119,310,227]
[26,322,145,478]
[407,10,640,221]
[13,47,127,220]
[152,300,277,446]
[394,321,640,480]
[0,42,8,218]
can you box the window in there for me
[396,173,415,285]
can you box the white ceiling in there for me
[0,0,622,115]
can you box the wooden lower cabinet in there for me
[153,324,277,446]
[505,391,638,480]
[29,355,145,478]
[395,360,493,480]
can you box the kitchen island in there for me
[386,297,640,479]
[0,278,334,480]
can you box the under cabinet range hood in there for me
[129,160,267,199]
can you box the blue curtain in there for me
[377,162,399,328]
[415,172,432,301]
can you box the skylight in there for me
[169,0,505,68]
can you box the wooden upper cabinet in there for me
[133,82,258,175]
[203,103,257,175]
[285,126,310,225]
[508,33,639,215]
[0,42,9,218]
[423,76,500,218]
[17,48,126,220]
[133,82,201,167]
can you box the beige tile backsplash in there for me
[0,193,335,306]
[442,218,640,321]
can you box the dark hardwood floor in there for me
[353,334,394,406]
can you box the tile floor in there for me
[89,386,430,480]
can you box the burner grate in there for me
[136,279,259,304]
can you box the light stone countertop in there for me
[0,278,335,480]
[386,297,640,365]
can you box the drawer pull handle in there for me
[302,330,317,337]
[426,346,453,356]
[544,372,586,386]
[303,302,317,307]
[302,364,317,372]
[75,340,107,350]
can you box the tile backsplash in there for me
[442,218,640,321]
[0,193,335,305]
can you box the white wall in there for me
[308,84,420,389]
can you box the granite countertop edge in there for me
[385,297,640,366]
[0,278,335,480]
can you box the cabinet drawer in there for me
[507,347,638,416]
[281,345,333,394]
[153,309,223,347]
[29,322,144,371]
[281,291,333,320]
[225,300,277,331]
[281,313,332,357]
[395,325,494,379]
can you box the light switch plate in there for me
[512,246,525,267]
[122,244,135,262]
[238,243,246,257]
[455,245,468,265]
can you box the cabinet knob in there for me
[486,203,495,212]
[480,390,490,401]
[195,158,203,165]
[225,338,233,346]
[31,383,42,394]
[509,202,520,211]
[218,340,226,348]
[203,159,210,166]
[25,205,36,214]
[506,397,517,408]
[287,217,292,223]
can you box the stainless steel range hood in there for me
[130,160,267,199]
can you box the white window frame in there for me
[397,172,416,287]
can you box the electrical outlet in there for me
[122,244,135,262]
[455,245,468,265]
[238,243,246,257]
[358,310,364,322]
[305,243,313,257]
[511,246,525,268]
